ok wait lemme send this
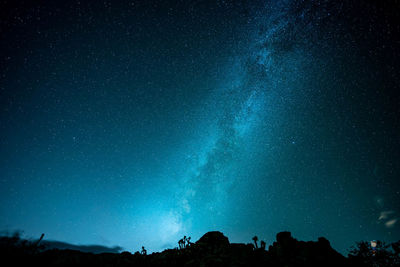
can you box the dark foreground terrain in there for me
[1,231,399,266]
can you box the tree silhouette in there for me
[260,240,266,250]
[252,236,258,249]
[141,246,147,255]
[4,230,398,266]
[187,237,192,247]
[178,236,192,250]
[348,240,400,266]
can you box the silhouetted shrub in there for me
[348,240,400,267]
[1,230,398,266]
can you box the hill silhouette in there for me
[1,230,399,266]
[40,240,123,254]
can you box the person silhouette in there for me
[141,246,147,255]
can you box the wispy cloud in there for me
[378,210,395,221]
[377,210,398,228]
[385,219,398,228]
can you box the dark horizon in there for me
[1,0,399,255]
[6,229,398,266]
[2,229,397,257]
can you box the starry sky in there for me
[1,0,399,255]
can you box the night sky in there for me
[1,0,399,255]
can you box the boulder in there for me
[196,231,230,248]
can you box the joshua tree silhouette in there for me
[141,246,147,255]
[35,233,45,247]
[260,240,266,250]
[252,236,258,249]
[178,236,192,249]
[178,238,184,249]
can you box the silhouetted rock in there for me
[1,230,397,266]
[195,231,230,249]
[268,231,348,267]
[276,231,293,244]
[194,231,229,256]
